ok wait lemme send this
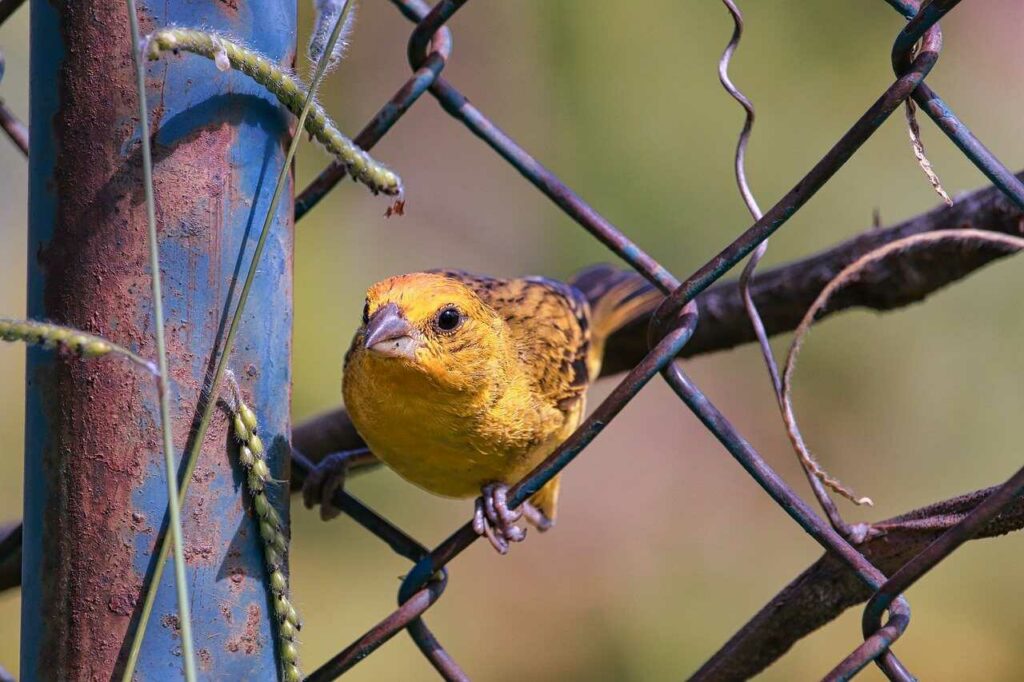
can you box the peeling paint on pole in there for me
[25,0,295,678]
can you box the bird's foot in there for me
[472,483,527,554]
[302,451,355,521]
[522,501,553,532]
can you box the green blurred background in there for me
[2,1,1023,679]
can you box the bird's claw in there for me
[302,452,351,521]
[522,501,553,532]
[473,483,527,554]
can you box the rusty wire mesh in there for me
[282,0,1024,679]
[285,0,1024,679]
[281,0,1024,679]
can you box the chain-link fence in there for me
[281,0,1024,679]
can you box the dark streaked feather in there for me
[569,264,662,375]
[429,266,659,417]
[431,269,592,415]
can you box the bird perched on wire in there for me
[303,265,661,553]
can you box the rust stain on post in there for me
[31,1,156,675]
[25,0,295,678]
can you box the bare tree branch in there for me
[291,406,369,490]
[691,485,1024,681]
[293,173,1024,459]
[602,172,1024,373]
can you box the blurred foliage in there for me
[2,1,1023,679]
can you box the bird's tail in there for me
[570,264,663,377]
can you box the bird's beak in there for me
[363,302,419,360]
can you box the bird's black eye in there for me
[361,300,370,325]
[435,306,463,332]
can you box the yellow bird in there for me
[304,265,660,553]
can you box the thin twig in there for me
[601,172,1024,373]
[144,27,400,196]
[1,318,157,374]
[123,0,197,678]
[122,5,358,678]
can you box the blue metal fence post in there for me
[24,0,295,677]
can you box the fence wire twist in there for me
[4,0,1023,679]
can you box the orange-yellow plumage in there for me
[341,266,659,530]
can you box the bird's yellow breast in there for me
[343,347,581,499]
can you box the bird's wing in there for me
[431,270,592,414]
[569,264,662,375]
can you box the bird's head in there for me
[351,272,507,392]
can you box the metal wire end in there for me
[905,97,953,206]
[783,229,1024,509]
[717,0,870,532]
[717,0,782,396]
